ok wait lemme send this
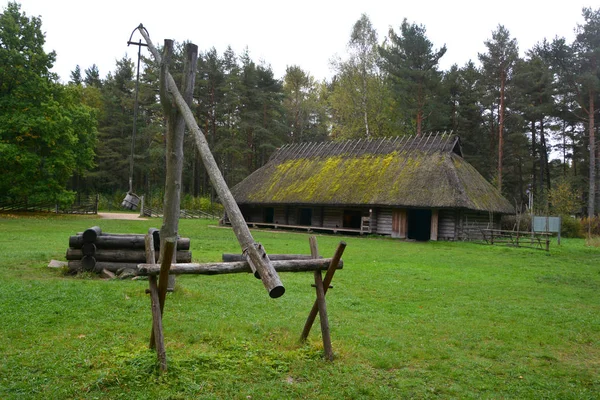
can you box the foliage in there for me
[548,180,582,216]
[581,216,600,236]
[1,215,599,398]
[379,18,447,136]
[561,216,584,238]
[0,2,96,203]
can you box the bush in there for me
[560,216,584,238]
[581,216,600,236]
[501,214,531,231]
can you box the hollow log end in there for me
[269,285,285,299]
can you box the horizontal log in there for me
[136,258,343,276]
[222,253,314,262]
[68,260,142,273]
[69,234,190,250]
[65,248,191,263]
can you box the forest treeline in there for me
[1,2,599,217]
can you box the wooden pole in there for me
[309,236,333,361]
[136,258,342,276]
[145,229,167,371]
[222,254,313,262]
[69,234,190,250]
[136,25,284,299]
[300,241,346,342]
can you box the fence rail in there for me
[0,196,98,215]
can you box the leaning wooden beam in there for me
[300,241,346,342]
[136,258,342,276]
[136,24,284,299]
[309,236,333,361]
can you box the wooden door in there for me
[392,209,406,239]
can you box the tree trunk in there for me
[588,89,595,219]
[498,70,505,193]
[531,120,537,202]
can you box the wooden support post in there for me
[145,228,167,371]
[136,25,284,298]
[309,236,334,361]
[300,241,346,343]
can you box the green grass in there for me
[1,213,599,399]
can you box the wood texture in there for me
[309,236,333,361]
[65,248,191,263]
[300,241,346,342]
[222,253,313,262]
[68,234,190,250]
[136,25,283,299]
[82,226,102,243]
[136,258,342,276]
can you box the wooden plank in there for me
[430,209,439,241]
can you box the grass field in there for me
[0,213,599,399]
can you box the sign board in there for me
[533,215,561,244]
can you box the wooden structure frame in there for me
[139,231,346,369]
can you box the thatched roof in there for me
[231,133,514,214]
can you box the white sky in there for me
[10,0,594,83]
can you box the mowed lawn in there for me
[0,214,598,399]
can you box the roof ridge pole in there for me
[315,141,328,158]
[294,142,309,159]
[423,131,434,153]
[373,137,386,155]
[350,138,362,156]
[398,135,410,153]
[338,139,352,156]
[271,144,289,163]
[442,131,453,153]
[302,142,317,159]
[297,142,309,159]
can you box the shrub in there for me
[560,216,584,238]
[501,214,531,231]
[581,216,600,236]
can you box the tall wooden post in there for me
[136,25,283,298]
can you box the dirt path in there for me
[97,212,147,220]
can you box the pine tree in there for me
[478,25,519,193]
[379,19,447,136]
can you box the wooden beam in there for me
[300,241,346,342]
[136,25,284,299]
[222,253,313,262]
[309,236,333,361]
[137,258,342,276]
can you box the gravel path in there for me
[97,212,147,220]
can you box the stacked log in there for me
[66,226,191,275]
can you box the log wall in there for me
[438,209,457,240]
[376,208,393,235]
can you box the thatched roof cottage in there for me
[231,133,514,241]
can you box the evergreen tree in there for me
[84,64,102,88]
[69,65,83,85]
[478,25,519,193]
[379,18,447,136]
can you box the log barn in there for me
[230,133,514,241]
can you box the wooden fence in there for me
[0,196,98,215]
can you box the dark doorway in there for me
[264,207,274,223]
[298,208,312,226]
[407,209,431,241]
[343,210,362,229]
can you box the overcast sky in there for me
[10,0,594,83]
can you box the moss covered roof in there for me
[231,134,514,214]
